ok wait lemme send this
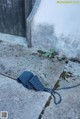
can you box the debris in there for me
[54,80,60,89]
[37,49,58,58]
[60,71,73,80]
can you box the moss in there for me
[54,80,60,89]
[37,49,58,58]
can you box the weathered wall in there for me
[0,0,32,36]
[32,0,80,59]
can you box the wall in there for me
[32,0,80,59]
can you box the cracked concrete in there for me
[41,61,80,119]
[0,38,80,119]
[0,39,65,119]
[0,40,65,88]
[42,86,80,119]
[0,74,50,119]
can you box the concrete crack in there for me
[38,96,52,119]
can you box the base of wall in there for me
[0,33,41,53]
[0,33,27,46]
[32,23,80,59]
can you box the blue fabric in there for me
[17,71,62,105]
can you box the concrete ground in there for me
[0,74,50,119]
[0,39,65,88]
[0,35,80,119]
[42,61,80,119]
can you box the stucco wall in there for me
[32,0,80,59]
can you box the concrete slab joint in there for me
[26,0,41,47]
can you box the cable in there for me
[45,82,80,105]
[44,88,62,105]
[55,83,80,90]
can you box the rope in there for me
[44,83,80,105]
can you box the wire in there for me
[55,83,80,90]
[45,82,80,105]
